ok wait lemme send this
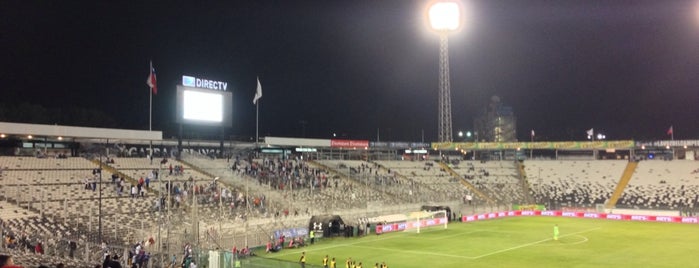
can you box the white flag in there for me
[586,128,594,136]
[253,77,262,104]
[531,130,535,137]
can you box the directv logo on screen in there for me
[182,76,196,87]
[181,75,228,91]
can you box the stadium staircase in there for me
[177,159,216,179]
[308,160,403,204]
[366,161,440,202]
[516,162,535,204]
[605,161,638,209]
[437,162,496,204]
[176,158,259,204]
[90,158,160,196]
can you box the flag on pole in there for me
[667,126,673,135]
[147,61,157,95]
[531,130,535,137]
[253,77,262,104]
[586,128,594,136]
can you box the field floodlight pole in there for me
[428,1,462,143]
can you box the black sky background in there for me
[2,0,699,142]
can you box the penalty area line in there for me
[472,227,601,259]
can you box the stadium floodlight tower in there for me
[427,0,462,142]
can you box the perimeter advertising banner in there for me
[330,139,369,148]
[512,204,547,211]
[461,210,696,224]
[273,227,309,239]
[375,218,446,234]
[432,140,635,150]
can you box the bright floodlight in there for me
[428,1,461,31]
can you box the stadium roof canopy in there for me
[0,121,162,141]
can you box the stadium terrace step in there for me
[438,161,496,204]
[605,161,638,209]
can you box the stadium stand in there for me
[448,160,524,204]
[524,160,627,209]
[617,160,699,211]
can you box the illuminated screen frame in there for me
[176,85,233,127]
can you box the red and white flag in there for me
[147,60,157,95]
[667,126,673,135]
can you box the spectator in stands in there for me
[137,180,143,197]
[0,255,16,267]
[5,235,16,249]
[131,185,137,198]
[240,246,250,257]
[68,240,77,259]
[34,241,43,254]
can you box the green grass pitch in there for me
[252,217,699,267]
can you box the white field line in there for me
[471,227,601,259]
[270,227,600,261]
[275,229,474,256]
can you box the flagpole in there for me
[149,73,153,161]
[529,131,533,159]
[149,84,152,132]
[254,77,262,147]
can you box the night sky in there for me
[3,0,699,142]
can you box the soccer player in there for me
[553,224,559,241]
[300,251,306,268]
[323,255,329,268]
[346,257,352,268]
[330,257,337,268]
